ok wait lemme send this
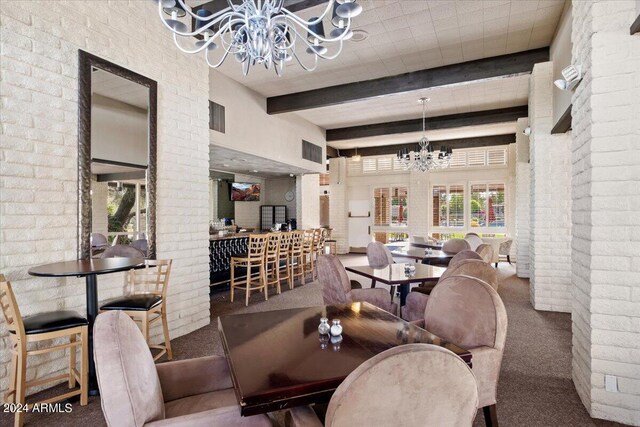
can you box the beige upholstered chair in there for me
[464,233,484,251]
[366,241,394,268]
[402,259,498,321]
[101,244,145,258]
[100,259,173,361]
[94,311,271,427]
[498,239,513,266]
[284,344,478,427]
[416,276,508,427]
[317,255,397,314]
[449,250,483,267]
[442,238,471,254]
[476,244,495,264]
[1,275,88,427]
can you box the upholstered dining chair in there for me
[449,250,483,267]
[317,255,397,314]
[1,275,88,427]
[130,239,149,257]
[476,244,495,264]
[94,311,271,427]
[284,344,479,427]
[498,239,513,266]
[442,238,471,254]
[402,259,498,321]
[91,232,108,256]
[101,244,145,258]
[464,233,484,251]
[366,242,397,296]
[411,276,508,427]
[100,259,173,361]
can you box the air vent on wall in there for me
[209,101,225,133]
[302,140,322,164]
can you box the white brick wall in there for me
[571,1,640,425]
[528,62,573,313]
[0,0,210,399]
[328,158,349,253]
[515,117,530,277]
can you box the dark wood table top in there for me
[218,302,471,416]
[28,258,145,277]
[389,247,454,262]
[345,263,445,285]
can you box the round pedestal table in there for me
[28,257,144,395]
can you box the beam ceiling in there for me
[334,134,516,158]
[326,106,527,142]
[267,48,548,114]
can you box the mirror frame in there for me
[77,50,157,259]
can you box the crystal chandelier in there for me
[156,0,362,76]
[397,98,453,172]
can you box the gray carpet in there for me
[0,255,625,426]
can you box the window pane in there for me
[432,185,447,227]
[487,183,505,227]
[373,188,390,226]
[390,187,408,226]
[373,232,388,244]
[470,184,486,228]
[449,185,465,227]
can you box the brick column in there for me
[408,170,429,238]
[529,62,573,312]
[571,1,640,424]
[515,117,530,277]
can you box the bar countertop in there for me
[209,231,264,241]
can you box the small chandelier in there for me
[156,0,362,76]
[397,98,452,172]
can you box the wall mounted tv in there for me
[230,182,261,201]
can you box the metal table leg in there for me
[85,273,99,396]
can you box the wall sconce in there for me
[554,65,582,91]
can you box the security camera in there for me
[523,127,531,136]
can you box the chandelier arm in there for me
[169,18,241,54]
[281,0,335,26]
[205,45,233,68]
[291,49,319,72]
[281,12,352,43]
[158,4,241,38]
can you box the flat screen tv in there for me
[230,182,261,201]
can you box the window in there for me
[374,186,408,226]
[470,183,505,228]
[432,184,465,228]
[107,181,146,244]
[373,232,409,244]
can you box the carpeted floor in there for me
[0,255,625,426]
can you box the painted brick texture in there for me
[0,0,211,399]
[515,117,530,278]
[528,62,573,313]
[328,158,349,254]
[296,173,320,230]
[571,1,640,425]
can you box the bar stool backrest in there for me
[290,230,305,254]
[316,228,327,251]
[127,259,172,300]
[303,229,315,250]
[279,231,292,255]
[266,233,281,259]
[248,234,269,260]
[0,275,25,344]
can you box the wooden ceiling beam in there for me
[332,134,516,158]
[267,48,548,114]
[326,106,528,141]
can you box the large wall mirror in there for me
[78,50,157,259]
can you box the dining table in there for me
[28,257,145,395]
[218,302,471,416]
[345,263,446,306]
[388,245,454,266]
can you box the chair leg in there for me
[15,345,26,427]
[495,262,498,268]
[483,404,498,427]
[507,255,511,264]
[161,308,173,360]
[275,261,282,294]
[80,327,88,406]
[262,264,268,301]
[141,312,149,345]
[245,264,251,307]
[371,279,376,288]
[230,262,235,303]
[69,334,77,388]
[6,351,17,403]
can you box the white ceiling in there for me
[201,0,564,97]
[293,73,529,128]
[92,68,149,109]
[329,121,516,149]
[209,145,318,177]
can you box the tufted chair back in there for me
[439,259,498,290]
[475,243,494,264]
[464,233,484,251]
[449,250,483,267]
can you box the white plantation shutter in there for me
[377,157,392,171]
[467,149,486,166]
[487,148,507,165]
[348,159,362,175]
[362,158,377,173]
[449,151,467,168]
[393,157,406,170]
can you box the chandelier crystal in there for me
[156,0,361,76]
[397,98,453,172]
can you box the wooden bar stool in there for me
[231,234,269,306]
[278,231,293,290]
[289,230,305,286]
[0,274,88,427]
[301,229,316,283]
[99,259,173,362]
[264,233,282,295]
